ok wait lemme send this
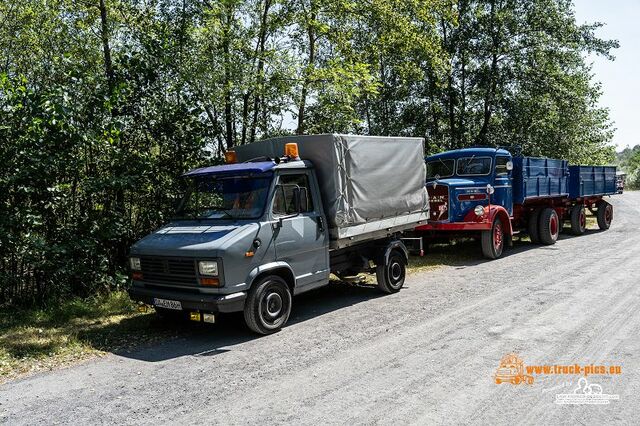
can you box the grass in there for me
[0,292,181,384]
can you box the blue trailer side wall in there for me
[568,166,617,198]
[512,157,569,204]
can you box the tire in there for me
[481,217,505,259]
[244,275,292,335]
[528,208,542,244]
[538,207,560,245]
[376,251,406,294]
[570,204,586,235]
[596,201,613,230]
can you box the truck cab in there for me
[418,148,515,258]
[128,156,331,334]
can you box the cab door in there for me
[270,171,329,291]
[493,156,513,215]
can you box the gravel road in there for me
[2,192,638,425]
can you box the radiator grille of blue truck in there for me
[140,257,198,286]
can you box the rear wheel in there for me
[376,251,406,294]
[528,208,542,244]
[481,217,505,259]
[596,200,613,230]
[539,208,560,245]
[570,204,586,235]
[244,275,292,335]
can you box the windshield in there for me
[426,159,455,179]
[175,175,272,220]
[457,157,492,176]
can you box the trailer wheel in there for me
[528,208,542,244]
[570,204,586,235]
[376,251,406,294]
[538,208,560,245]
[244,275,292,335]
[596,201,613,230]
[481,217,505,259]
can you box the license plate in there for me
[153,298,182,310]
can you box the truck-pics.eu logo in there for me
[494,353,534,385]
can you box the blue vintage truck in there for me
[416,147,616,259]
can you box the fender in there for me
[245,261,296,290]
[462,205,513,236]
[383,239,409,265]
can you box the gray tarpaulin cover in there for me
[234,134,428,230]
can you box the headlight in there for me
[198,261,218,276]
[474,205,485,216]
[130,257,141,271]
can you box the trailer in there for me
[128,134,429,334]
[416,148,616,259]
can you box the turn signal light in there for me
[284,143,299,159]
[200,277,220,286]
[225,150,237,163]
[132,272,143,280]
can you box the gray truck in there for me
[128,134,429,334]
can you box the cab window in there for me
[457,157,492,176]
[495,156,511,175]
[272,174,314,216]
[426,159,455,179]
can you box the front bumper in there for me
[128,284,246,313]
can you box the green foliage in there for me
[616,145,640,189]
[0,0,619,306]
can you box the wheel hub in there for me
[390,262,402,281]
[265,292,283,318]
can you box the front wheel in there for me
[244,275,292,335]
[481,217,505,259]
[376,251,406,294]
[596,201,613,230]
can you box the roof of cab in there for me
[426,147,512,161]
[183,161,275,177]
[182,159,311,177]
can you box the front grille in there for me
[427,184,449,221]
[140,257,198,286]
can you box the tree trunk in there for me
[297,10,316,135]
[223,3,234,149]
[250,0,272,143]
[98,0,115,94]
[441,18,457,148]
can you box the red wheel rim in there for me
[579,210,586,229]
[550,214,558,237]
[605,206,612,225]
[494,222,503,251]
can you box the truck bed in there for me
[568,165,617,198]
[512,157,569,204]
[329,211,430,249]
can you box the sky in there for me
[573,0,640,151]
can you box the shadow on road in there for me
[109,281,384,362]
